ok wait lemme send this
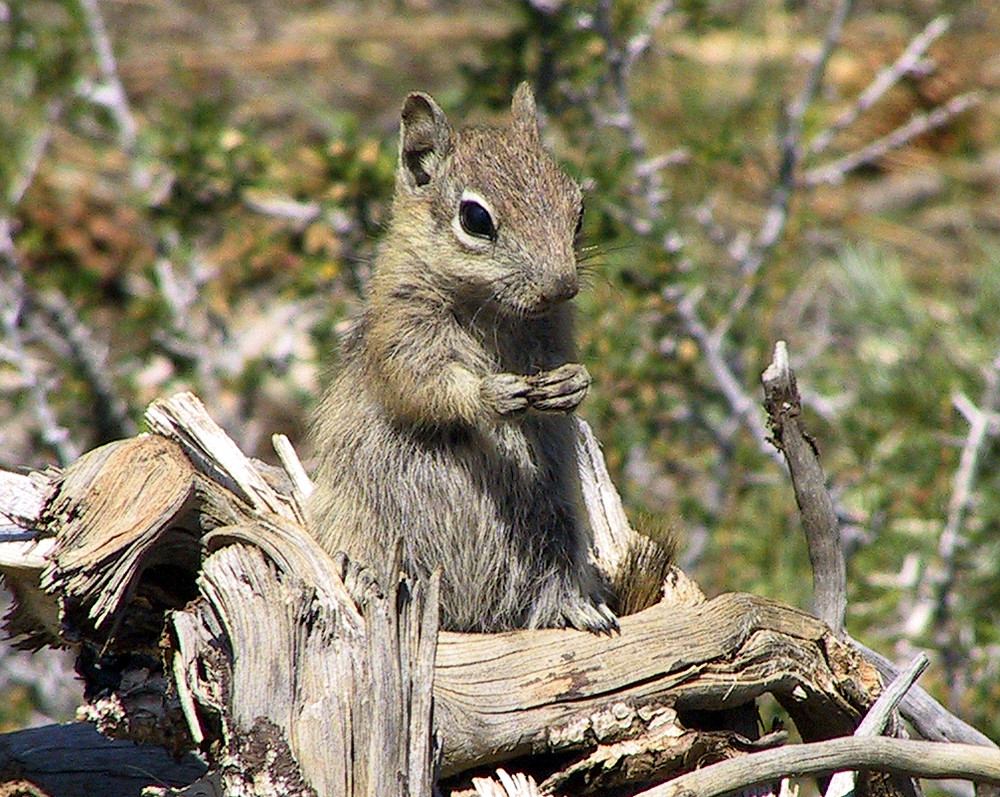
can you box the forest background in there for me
[2,0,1000,760]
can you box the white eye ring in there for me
[452,189,498,249]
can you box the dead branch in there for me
[0,273,80,466]
[29,290,137,442]
[855,641,997,749]
[806,15,952,158]
[906,353,1000,644]
[856,654,929,737]
[761,340,846,635]
[802,92,982,187]
[1,103,78,465]
[676,286,785,469]
[638,737,1000,797]
[760,340,999,755]
[824,654,929,797]
[77,0,142,187]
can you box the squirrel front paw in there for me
[481,372,532,415]
[525,363,590,412]
[482,363,590,416]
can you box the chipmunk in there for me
[308,83,618,633]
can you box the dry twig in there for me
[803,92,982,187]
[824,653,929,797]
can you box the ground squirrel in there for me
[308,83,617,633]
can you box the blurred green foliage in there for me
[2,0,1000,749]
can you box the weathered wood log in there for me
[435,592,869,775]
[0,391,994,796]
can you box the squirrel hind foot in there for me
[558,595,620,636]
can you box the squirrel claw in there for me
[481,372,532,415]
[561,596,620,635]
[332,550,384,608]
[526,363,590,412]
[483,364,591,416]
[530,385,588,412]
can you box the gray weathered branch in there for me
[760,340,998,754]
[638,737,1000,797]
[761,340,847,635]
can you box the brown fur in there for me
[308,84,616,633]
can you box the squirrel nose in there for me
[541,271,579,305]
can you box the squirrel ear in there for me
[511,82,540,142]
[399,92,452,190]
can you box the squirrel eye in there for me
[459,199,497,241]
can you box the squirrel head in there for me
[387,83,584,317]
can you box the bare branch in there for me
[803,91,982,187]
[853,641,998,749]
[77,0,139,161]
[807,15,952,158]
[0,97,134,453]
[825,653,930,797]
[717,0,854,334]
[941,375,1000,587]
[904,352,1000,644]
[0,73,79,469]
[676,289,784,468]
[0,254,80,467]
[623,2,674,72]
[954,391,1000,434]
[860,653,930,737]
[638,738,1000,797]
[587,1,676,233]
[1,11,138,463]
[758,341,996,749]
[761,341,846,635]
[786,0,855,132]
[759,0,854,253]
[29,291,137,441]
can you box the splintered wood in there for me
[170,543,439,796]
[40,435,200,633]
